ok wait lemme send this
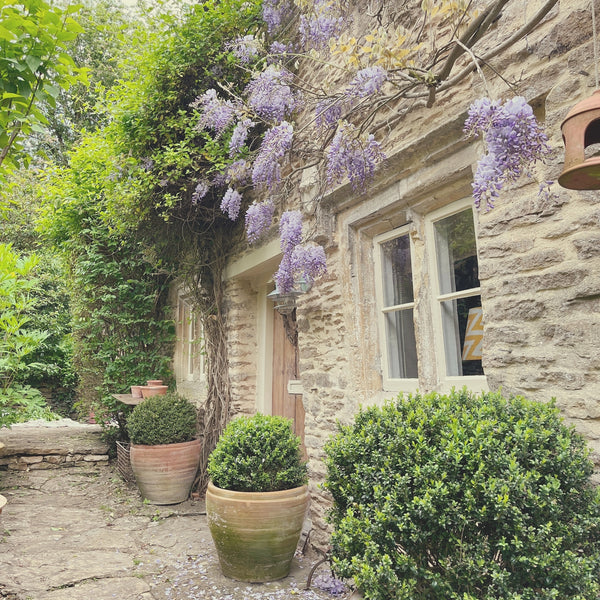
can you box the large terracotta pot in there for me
[206,481,309,582]
[130,438,201,505]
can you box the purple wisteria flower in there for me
[246,66,302,122]
[252,121,294,190]
[229,118,255,157]
[279,210,303,252]
[315,98,343,130]
[326,120,386,190]
[464,96,551,210]
[311,572,347,596]
[299,0,345,49]
[227,35,261,64]
[220,187,242,220]
[262,0,294,32]
[245,200,275,243]
[291,244,327,282]
[346,65,388,98]
[192,89,237,136]
[191,180,209,204]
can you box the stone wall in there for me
[220,0,600,548]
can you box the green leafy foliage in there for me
[208,413,308,492]
[0,243,49,391]
[324,389,600,600]
[0,0,87,180]
[126,391,198,445]
[0,384,58,428]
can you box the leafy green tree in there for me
[0,0,87,182]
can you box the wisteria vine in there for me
[187,0,555,292]
[464,96,552,211]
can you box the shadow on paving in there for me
[0,464,342,600]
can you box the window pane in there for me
[385,309,418,379]
[434,209,479,294]
[440,296,484,376]
[381,234,413,306]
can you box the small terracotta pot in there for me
[141,385,168,398]
[131,385,143,398]
[146,379,163,386]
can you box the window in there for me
[374,226,418,386]
[431,206,484,378]
[174,295,204,382]
[374,199,485,390]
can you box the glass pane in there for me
[381,234,413,307]
[434,209,479,295]
[440,295,484,376]
[385,309,418,379]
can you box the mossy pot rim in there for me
[207,480,308,499]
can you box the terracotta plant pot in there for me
[206,482,309,582]
[146,379,163,386]
[141,385,168,398]
[130,439,201,505]
[131,385,143,398]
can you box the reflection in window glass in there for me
[380,233,418,379]
[434,209,484,377]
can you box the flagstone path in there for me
[0,421,344,600]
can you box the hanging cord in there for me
[593,0,599,88]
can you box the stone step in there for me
[0,419,109,471]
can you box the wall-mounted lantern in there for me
[559,90,600,190]
[267,277,313,315]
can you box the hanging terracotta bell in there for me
[559,90,600,189]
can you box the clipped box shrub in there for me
[126,391,198,445]
[324,389,600,600]
[208,413,307,492]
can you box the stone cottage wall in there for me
[221,0,600,547]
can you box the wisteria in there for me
[229,118,255,157]
[192,89,237,136]
[245,200,275,243]
[325,120,386,190]
[279,210,303,252]
[220,187,242,220]
[191,180,209,204]
[246,66,302,123]
[299,0,345,49]
[346,66,388,99]
[227,34,261,64]
[464,96,552,210]
[315,99,343,130]
[274,211,327,293]
[262,0,294,33]
[252,121,294,190]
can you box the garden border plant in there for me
[324,388,600,600]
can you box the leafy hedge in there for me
[208,413,307,492]
[324,389,600,600]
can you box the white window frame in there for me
[425,197,488,393]
[175,294,205,383]
[373,225,420,393]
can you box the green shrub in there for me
[324,388,600,600]
[208,413,308,492]
[126,392,198,445]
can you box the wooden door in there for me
[271,308,305,450]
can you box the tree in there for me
[0,0,86,182]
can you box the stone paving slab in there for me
[0,464,346,600]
